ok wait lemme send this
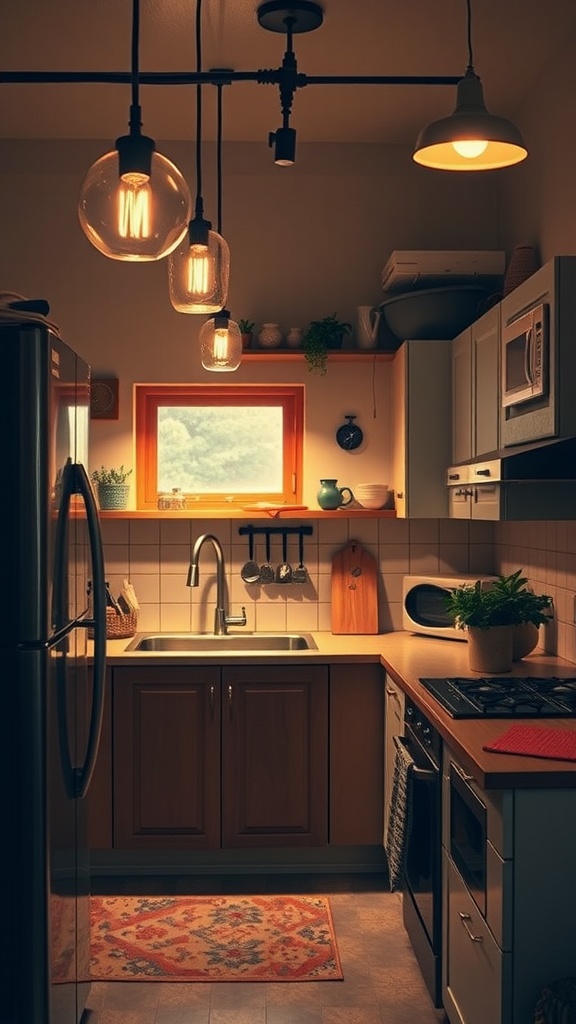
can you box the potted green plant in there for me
[91,465,132,510]
[444,569,553,672]
[238,318,255,349]
[302,313,352,374]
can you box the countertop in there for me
[101,630,576,790]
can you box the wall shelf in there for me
[240,350,396,362]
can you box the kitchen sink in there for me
[125,632,318,652]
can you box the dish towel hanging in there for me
[384,736,415,892]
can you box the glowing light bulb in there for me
[117,173,151,239]
[452,139,489,159]
[199,313,242,372]
[186,244,216,299]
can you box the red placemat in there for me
[483,724,576,762]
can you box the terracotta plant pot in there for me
[467,624,513,674]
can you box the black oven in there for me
[401,700,443,1008]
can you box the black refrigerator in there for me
[0,322,107,1024]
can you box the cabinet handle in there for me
[459,911,483,943]
[210,684,215,716]
[386,686,401,702]
[228,683,233,717]
[448,473,460,481]
[475,468,491,476]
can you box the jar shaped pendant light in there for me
[200,309,242,371]
[78,0,190,261]
[168,1,229,314]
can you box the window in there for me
[135,384,304,509]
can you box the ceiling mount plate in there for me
[257,1,324,34]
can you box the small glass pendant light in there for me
[77,0,190,261]
[200,310,242,372]
[168,4,229,313]
[168,199,230,313]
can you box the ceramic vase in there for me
[317,479,354,510]
[467,625,513,674]
[286,326,303,348]
[258,323,282,348]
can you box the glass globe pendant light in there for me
[168,0,230,313]
[200,309,242,372]
[78,0,191,261]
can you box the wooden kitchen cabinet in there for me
[221,665,328,848]
[391,339,452,518]
[110,663,328,851]
[329,663,384,845]
[113,666,221,850]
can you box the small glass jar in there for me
[157,487,186,510]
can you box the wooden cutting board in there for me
[331,540,379,634]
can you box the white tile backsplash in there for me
[102,516,504,638]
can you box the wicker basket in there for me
[89,608,138,640]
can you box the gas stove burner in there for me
[419,676,576,718]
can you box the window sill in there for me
[97,508,397,520]
[241,350,395,362]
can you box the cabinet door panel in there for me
[113,666,220,850]
[222,666,328,848]
[330,664,384,845]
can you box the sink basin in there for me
[125,632,318,652]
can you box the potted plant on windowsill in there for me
[444,569,553,673]
[302,313,352,374]
[91,465,133,510]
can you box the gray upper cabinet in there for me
[452,304,499,465]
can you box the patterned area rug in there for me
[90,894,343,982]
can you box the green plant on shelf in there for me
[444,569,553,630]
[302,313,352,374]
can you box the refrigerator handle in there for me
[72,462,107,799]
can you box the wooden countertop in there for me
[101,629,576,790]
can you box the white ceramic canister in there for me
[258,322,283,348]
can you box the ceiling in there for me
[2,0,576,145]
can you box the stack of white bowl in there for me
[355,483,389,509]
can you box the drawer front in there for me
[443,853,511,1024]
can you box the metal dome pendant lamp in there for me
[413,0,528,171]
[168,0,230,314]
[77,0,191,261]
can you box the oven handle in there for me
[393,735,437,781]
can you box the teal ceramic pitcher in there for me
[317,479,354,510]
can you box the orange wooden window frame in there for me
[135,383,304,509]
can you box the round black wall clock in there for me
[90,378,119,419]
[335,414,363,451]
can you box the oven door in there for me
[501,303,547,408]
[399,727,442,1006]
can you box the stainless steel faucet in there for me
[186,533,246,636]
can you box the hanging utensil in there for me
[240,530,261,584]
[292,529,308,584]
[275,530,293,583]
[259,530,275,584]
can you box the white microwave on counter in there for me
[403,574,497,641]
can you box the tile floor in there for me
[84,874,448,1024]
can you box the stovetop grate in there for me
[419,676,576,719]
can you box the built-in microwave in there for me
[501,302,547,408]
[402,574,497,641]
